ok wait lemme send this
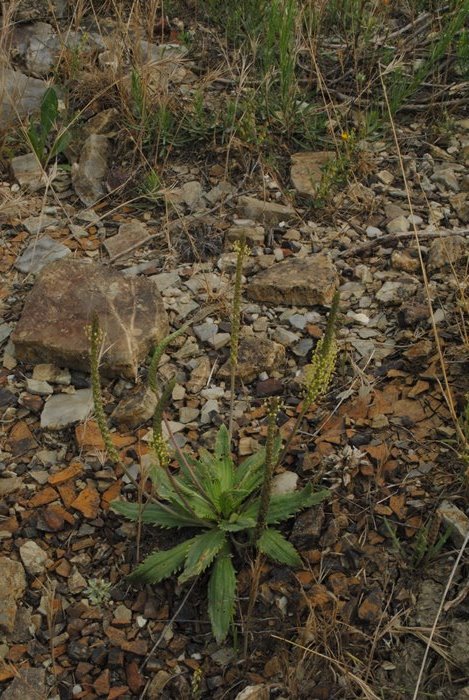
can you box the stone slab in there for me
[12,259,169,378]
[247,255,339,306]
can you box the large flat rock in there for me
[247,255,339,306]
[0,65,48,124]
[12,259,169,378]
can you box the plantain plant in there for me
[26,87,72,166]
[89,243,339,643]
[112,423,328,642]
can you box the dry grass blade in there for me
[412,530,469,699]
[379,65,467,450]
[271,634,381,700]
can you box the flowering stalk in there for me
[279,291,340,463]
[89,315,121,465]
[89,315,149,497]
[152,377,175,468]
[229,237,250,442]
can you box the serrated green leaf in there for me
[215,424,230,460]
[175,453,208,486]
[128,537,196,584]
[234,449,265,487]
[208,548,236,643]
[151,464,218,521]
[241,486,330,524]
[266,487,329,524]
[178,529,226,584]
[258,528,302,566]
[111,500,205,529]
[197,446,235,493]
[234,436,282,497]
[219,516,256,532]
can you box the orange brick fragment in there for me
[108,687,130,699]
[296,570,314,586]
[94,668,110,696]
[75,421,135,452]
[71,484,100,519]
[48,462,83,485]
[7,644,27,662]
[0,662,15,682]
[390,493,407,520]
[7,420,38,455]
[75,421,105,450]
[57,482,77,508]
[29,486,59,508]
[45,504,75,526]
[101,481,121,510]
[55,559,72,577]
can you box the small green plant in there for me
[456,28,469,78]
[387,0,469,113]
[384,516,453,569]
[112,423,328,642]
[315,131,359,205]
[139,168,163,201]
[84,578,112,607]
[89,244,338,643]
[26,87,71,166]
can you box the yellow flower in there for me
[341,131,350,141]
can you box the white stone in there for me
[386,216,410,234]
[366,226,382,239]
[26,378,53,395]
[19,540,48,575]
[271,471,299,495]
[40,389,93,430]
[208,332,231,349]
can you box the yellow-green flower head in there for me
[233,239,251,257]
[153,430,170,468]
[303,335,338,405]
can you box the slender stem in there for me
[278,402,308,466]
[228,238,249,442]
[243,551,264,658]
[253,397,280,543]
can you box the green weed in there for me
[26,87,72,166]
[84,578,112,607]
[384,516,453,569]
[387,0,469,113]
[89,245,339,643]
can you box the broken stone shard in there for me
[10,153,46,191]
[12,259,169,378]
[1,667,47,700]
[15,235,71,274]
[219,336,285,384]
[104,220,149,260]
[237,195,296,226]
[290,151,335,197]
[40,389,93,430]
[247,255,338,306]
[0,557,27,633]
[71,134,110,206]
